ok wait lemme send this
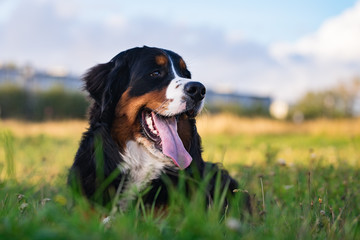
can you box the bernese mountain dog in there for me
[68,46,250,212]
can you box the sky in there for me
[0,0,359,102]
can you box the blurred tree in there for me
[290,77,360,119]
[0,84,27,119]
[205,102,270,117]
[0,84,89,121]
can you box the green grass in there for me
[0,120,360,239]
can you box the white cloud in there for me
[0,0,274,94]
[104,15,127,28]
[266,1,360,101]
[1,0,360,102]
[270,1,360,64]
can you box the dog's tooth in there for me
[146,117,153,126]
[147,120,155,132]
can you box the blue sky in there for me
[0,0,359,101]
[110,0,356,43]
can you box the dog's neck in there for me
[117,140,175,209]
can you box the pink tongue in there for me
[151,112,192,169]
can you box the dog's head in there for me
[84,46,206,170]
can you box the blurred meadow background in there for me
[1,0,360,239]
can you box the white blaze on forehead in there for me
[164,58,191,116]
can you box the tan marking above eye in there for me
[179,58,186,69]
[155,55,168,66]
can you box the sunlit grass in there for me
[0,119,87,138]
[197,114,360,136]
[0,115,359,181]
[0,115,359,239]
[2,114,360,137]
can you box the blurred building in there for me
[205,89,272,115]
[0,63,273,116]
[0,64,82,91]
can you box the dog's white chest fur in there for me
[118,140,173,208]
[120,140,169,187]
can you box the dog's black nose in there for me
[184,81,206,102]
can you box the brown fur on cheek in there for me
[111,88,169,152]
[177,114,192,151]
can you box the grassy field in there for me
[0,115,359,239]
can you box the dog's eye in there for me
[150,71,161,77]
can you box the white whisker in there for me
[153,99,170,116]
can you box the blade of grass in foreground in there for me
[1,131,16,180]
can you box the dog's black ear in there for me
[83,51,129,117]
[83,62,113,104]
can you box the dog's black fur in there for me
[68,46,251,212]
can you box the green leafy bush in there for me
[290,78,360,120]
[205,102,270,117]
[0,84,89,121]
